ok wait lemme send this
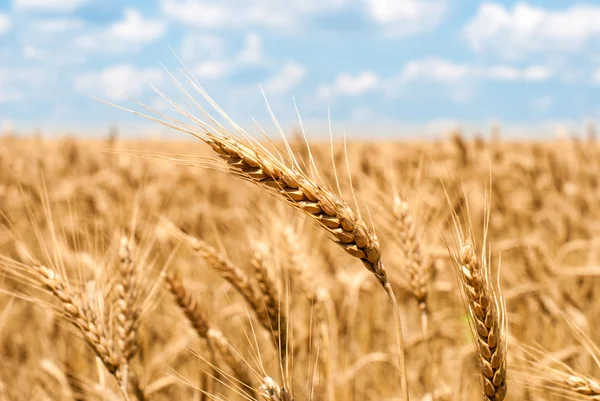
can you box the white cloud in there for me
[161,0,235,28]
[74,65,163,100]
[486,65,525,80]
[237,33,263,64]
[17,18,88,65]
[194,60,231,79]
[593,68,600,84]
[160,0,349,29]
[365,0,445,36]
[186,33,265,79]
[487,65,553,81]
[75,9,166,53]
[14,0,89,12]
[386,58,553,102]
[106,9,166,43]
[315,59,554,104]
[317,71,379,99]
[490,65,554,81]
[180,35,226,60]
[465,3,600,58]
[22,45,50,60]
[161,0,446,36]
[0,67,49,103]
[397,58,553,84]
[0,13,11,35]
[399,58,469,83]
[263,63,306,94]
[162,0,292,28]
[180,33,261,67]
[30,18,85,33]
[0,91,22,104]
[0,69,7,88]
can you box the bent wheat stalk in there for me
[97,66,409,400]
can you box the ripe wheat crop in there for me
[0,71,600,401]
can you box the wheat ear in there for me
[115,236,142,394]
[562,374,600,397]
[393,196,431,335]
[456,240,507,401]
[164,223,257,307]
[33,264,124,383]
[100,91,388,288]
[165,271,256,398]
[250,242,289,365]
[165,224,288,357]
[207,136,389,286]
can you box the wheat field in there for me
[1,100,600,400]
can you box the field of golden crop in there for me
[1,128,599,401]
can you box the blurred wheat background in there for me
[1,124,600,400]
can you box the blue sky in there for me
[2,0,600,138]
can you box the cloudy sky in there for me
[2,0,600,137]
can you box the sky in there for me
[2,0,600,138]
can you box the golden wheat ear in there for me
[392,195,432,336]
[455,240,507,401]
[443,180,507,401]
[93,68,388,289]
